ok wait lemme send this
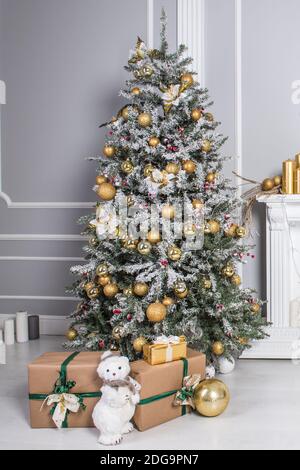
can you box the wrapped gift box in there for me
[132,349,206,431]
[143,335,187,365]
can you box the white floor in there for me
[0,337,299,450]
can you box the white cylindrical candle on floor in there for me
[4,319,15,345]
[0,329,6,364]
[16,311,29,343]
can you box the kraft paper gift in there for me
[143,335,187,365]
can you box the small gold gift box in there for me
[143,335,187,366]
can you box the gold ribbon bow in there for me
[174,374,202,409]
[41,393,81,429]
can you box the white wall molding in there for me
[0,295,78,301]
[234,0,243,198]
[147,0,154,49]
[0,313,69,336]
[0,256,84,262]
[0,234,87,241]
[0,194,94,209]
[177,0,205,86]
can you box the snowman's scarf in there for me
[103,378,137,395]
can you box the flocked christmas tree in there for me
[65,12,267,365]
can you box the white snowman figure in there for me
[92,352,141,446]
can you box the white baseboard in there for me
[0,314,69,336]
[242,327,300,359]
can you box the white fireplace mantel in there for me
[243,195,300,359]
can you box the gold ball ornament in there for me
[87,286,101,300]
[168,245,182,262]
[131,87,141,96]
[212,341,225,356]
[262,178,275,191]
[149,136,160,147]
[162,297,175,307]
[97,182,116,201]
[273,175,282,186]
[192,199,204,210]
[137,241,152,255]
[191,108,203,121]
[193,379,230,417]
[225,224,238,238]
[231,274,242,286]
[121,107,130,121]
[112,325,124,341]
[97,275,111,287]
[123,287,133,296]
[205,112,214,122]
[147,230,161,245]
[121,160,134,174]
[206,173,217,183]
[176,289,189,299]
[142,64,154,78]
[123,239,138,250]
[133,337,148,353]
[162,204,175,220]
[180,73,194,92]
[138,112,152,128]
[146,302,167,323]
[84,281,95,292]
[251,303,261,315]
[165,162,180,175]
[144,164,155,177]
[202,140,212,153]
[96,175,107,185]
[235,226,247,238]
[103,283,119,298]
[66,328,78,341]
[103,145,116,158]
[222,264,235,278]
[89,237,98,247]
[239,337,249,346]
[110,343,119,352]
[183,160,196,174]
[174,281,187,294]
[133,282,149,297]
[202,278,212,289]
[206,220,221,235]
[96,264,109,277]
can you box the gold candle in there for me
[294,168,300,194]
[282,160,294,194]
[295,153,300,169]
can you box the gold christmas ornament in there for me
[123,287,133,296]
[212,341,225,356]
[273,175,282,186]
[144,164,155,177]
[103,145,116,158]
[174,281,187,294]
[112,325,124,341]
[149,136,160,147]
[206,173,217,183]
[84,282,95,292]
[251,303,261,314]
[103,283,119,298]
[131,87,141,96]
[183,160,196,174]
[193,379,230,417]
[180,73,194,92]
[168,245,182,262]
[137,241,152,255]
[231,274,242,286]
[191,108,202,121]
[142,64,154,77]
[262,178,275,191]
[176,289,189,299]
[121,107,130,121]
[202,140,212,153]
[222,264,235,278]
[138,112,152,128]
[162,204,175,220]
[89,237,98,247]
[206,220,221,235]
[96,175,107,185]
[133,282,149,297]
[123,239,138,250]
[224,224,238,238]
[146,302,167,323]
[87,286,100,300]
[147,230,161,245]
[162,297,175,307]
[205,112,214,122]
[121,160,134,174]
[97,275,111,287]
[192,199,204,210]
[239,337,249,346]
[202,278,212,289]
[96,264,109,276]
[165,162,180,175]
[97,182,116,201]
[235,226,247,238]
[133,337,148,353]
[110,343,119,352]
[66,328,78,341]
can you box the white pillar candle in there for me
[16,311,29,343]
[4,319,15,345]
[0,330,6,365]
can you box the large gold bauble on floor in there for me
[251,303,261,314]
[96,264,109,276]
[97,182,116,201]
[193,379,230,417]
[97,275,111,287]
[112,325,124,341]
[201,140,212,153]
[162,204,175,220]
[212,341,225,356]
[231,274,241,286]
[103,283,119,298]
[224,223,238,238]
[162,297,175,307]
[191,108,202,121]
[87,286,100,300]
[133,282,149,297]
[121,160,134,174]
[144,164,155,177]
[66,328,78,341]
[168,245,182,261]
[147,230,161,245]
[235,226,247,238]
[133,337,148,353]
[137,241,152,255]
[183,160,196,174]
[262,178,274,191]
[149,136,160,147]
[146,302,167,323]
[192,199,204,210]
[222,264,235,278]
[138,112,152,128]
[165,162,180,175]
[103,145,116,158]
[96,175,107,185]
